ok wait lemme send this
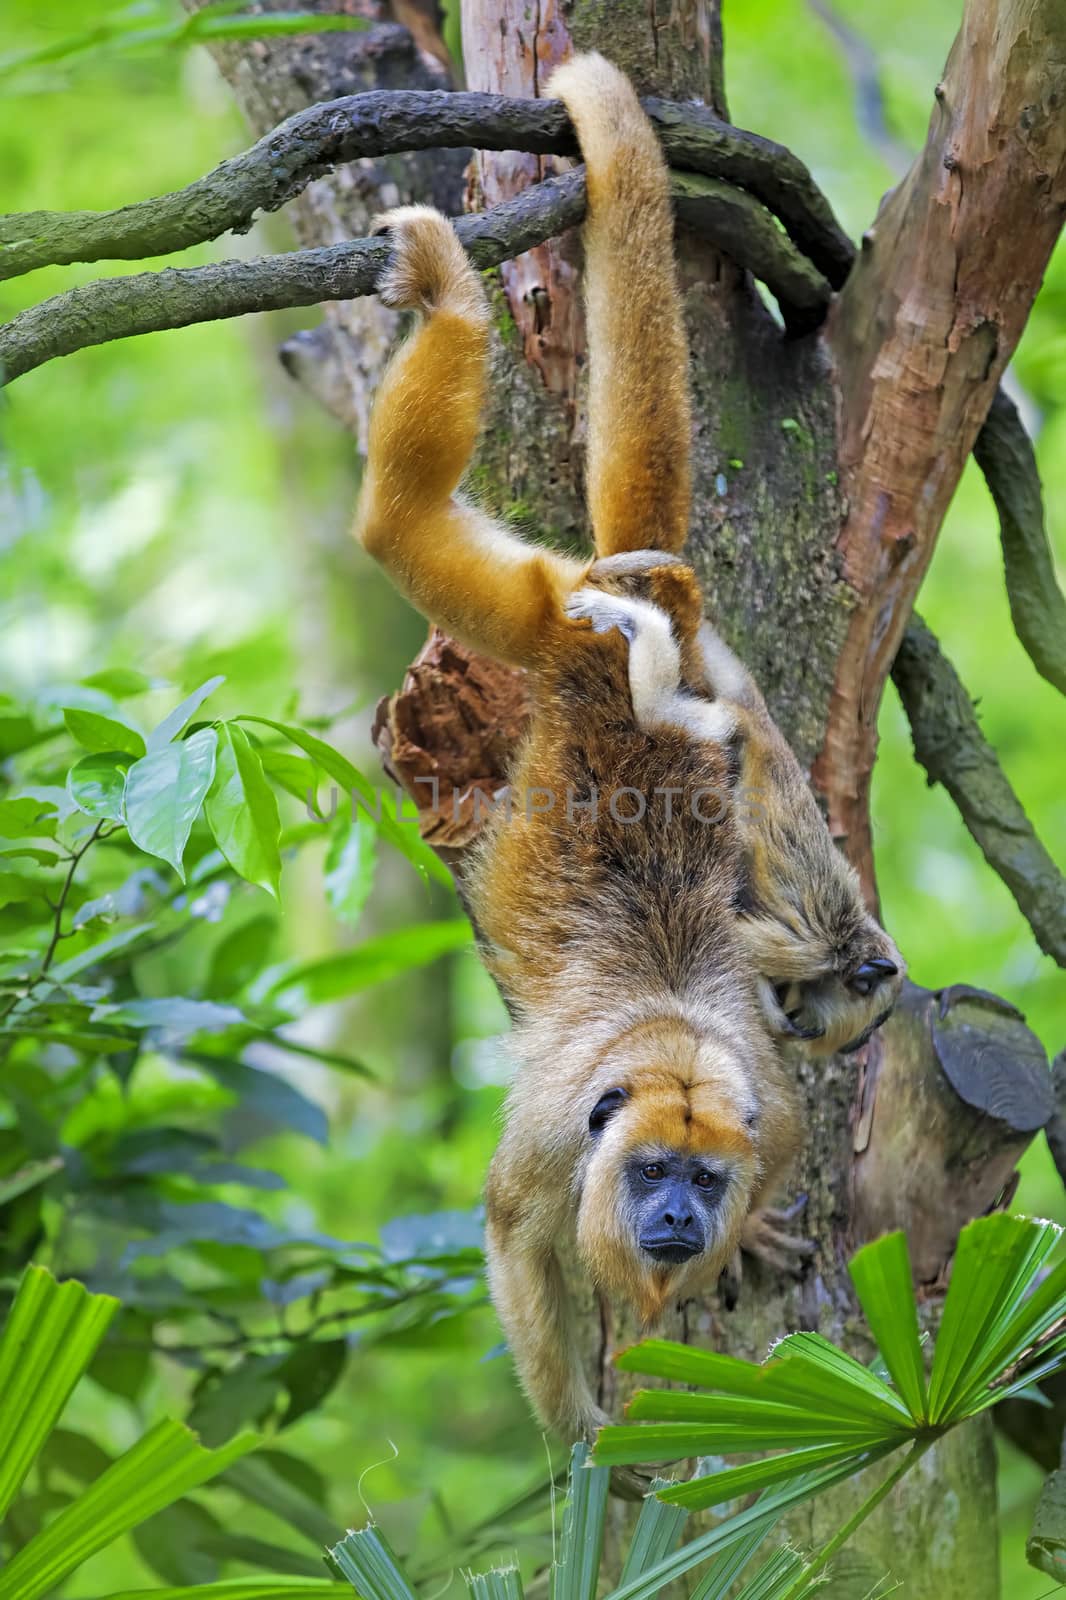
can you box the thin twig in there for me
[0,820,105,1022]
[892,616,1066,967]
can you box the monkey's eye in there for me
[640,1163,666,1183]
[693,1170,718,1190]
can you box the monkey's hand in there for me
[740,1197,815,1276]
[371,204,489,325]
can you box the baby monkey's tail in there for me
[550,53,692,559]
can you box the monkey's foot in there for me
[740,1197,815,1275]
[565,587,641,641]
[370,205,488,324]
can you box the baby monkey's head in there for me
[575,1021,761,1323]
[739,824,904,1056]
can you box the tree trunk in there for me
[192,3,1066,1594]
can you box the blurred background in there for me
[1,1,1063,1594]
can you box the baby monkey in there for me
[355,53,902,1449]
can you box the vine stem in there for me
[0,818,105,1024]
[783,1439,935,1599]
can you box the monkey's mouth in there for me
[639,1237,703,1265]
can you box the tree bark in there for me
[190,3,1065,1594]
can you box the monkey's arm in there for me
[355,207,585,669]
[484,1147,607,1444]
[550,55,691,559]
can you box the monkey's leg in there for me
[550,55,691,558]
[356,206,586,669]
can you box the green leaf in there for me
[0,1266,118,1519]
[0,1155,64,1206]
[600,1453,885,1600]
[183,1052,328,1144]
[82,668,155,698]
[67,750,131,822]
[328,1525,419,1600]
[63,707,145,757]
[618,1482,688,1593]
[617,1337,909,1428]
[221,1453,339,1548]
[0,1420,259,1600]
[147,676,226,751]
[927,1213,1063,1423]
[92,996,243,1038]
[124,726,218,879]
[274,1337,348,1427]
[688,1529,771,1600]
[0,797,59,838]
[325,812,376,926]
[187,1355,288,1447]
[467,1568,525,1600]
[239,717,450,887]
[551,1442,609,1600]
[269,919,471,1009]
[593,1408,886,1465]
[653,1442,873,1510]
[47,922,155,983]
[207,914,278,998]
[848,1230,928,1421]
[259,747,320,805]
[97,1586,345,1600]
[204,723,282,897]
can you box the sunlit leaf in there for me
[67,749,131,821]
[239,717,450,886]
[324,812,376,927]
[848,1231,928,1422]
[63,707,145,757]
[927,1213,1063,1424]
[0,1419,259,1600]
[124,726,218,878]
[0,1266,118,1519]
[204,722,282,897]
[147,676,226,751]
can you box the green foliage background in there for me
[0,2,1062,1595]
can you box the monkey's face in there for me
[575,1026,758,1323]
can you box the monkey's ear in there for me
[589,1087,628,1134]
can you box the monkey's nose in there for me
[849,958,898,997]
[662,1207,694,1229]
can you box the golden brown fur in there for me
[354,52,901,1448]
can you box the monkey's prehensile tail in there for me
[550,53,692,559]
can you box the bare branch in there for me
[892,614,1066,967]
[0,88,852,288]
[973,387,1066,697]
[0,170,830,385]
